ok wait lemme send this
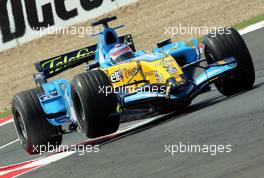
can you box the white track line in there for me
[0,115,165,177]
[0,152,75,176]
[239,20,264,35]
[0,139,19,150]
[0,118,14,127]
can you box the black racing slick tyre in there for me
[71,70,120,138]
[204,27,255,96]
[12,88,62,155]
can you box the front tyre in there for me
[71,70,120,138]
[204,27,255,96]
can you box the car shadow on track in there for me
[178,80,264,118]
[101,82,264,146]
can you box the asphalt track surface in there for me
[1,27,264,178]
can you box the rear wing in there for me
[34,34,135,78]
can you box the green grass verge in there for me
[0,14,264,120]
[195,14,264,43]
[0,110,12,119]
[233,14,264,30]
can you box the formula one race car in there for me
[12,16,255,154]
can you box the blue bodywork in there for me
[34,19,238,126]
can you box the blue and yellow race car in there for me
[12,16,255,154]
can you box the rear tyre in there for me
[71,70,120,138]
[204,27,255,96]
[12,88,62,154]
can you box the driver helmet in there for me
[109,43,135,64]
